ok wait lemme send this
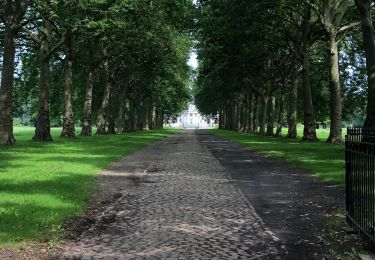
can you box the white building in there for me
[172,104,215,129]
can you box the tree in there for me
[355,0,375,127]
[309,0,357,143]
[0,0,31,144]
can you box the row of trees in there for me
[0,0,193,145]
[194,0,375,144]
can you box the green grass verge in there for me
[0,127,180,247]
[207,127,345,185]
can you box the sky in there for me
[188,52,198,70]
[187,0,198,70]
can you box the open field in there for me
[208,128,346,185]
[0,127,179,247]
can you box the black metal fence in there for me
[346,128,375,248]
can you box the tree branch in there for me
[302,0,320,15]
[338,22,360,34]
[22,27,42,44]
[332,0,351,26]
[47,31,66,59]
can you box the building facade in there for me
[172,104,215,129]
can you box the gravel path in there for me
[53,130,281,259]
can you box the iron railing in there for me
[346,127,375,248]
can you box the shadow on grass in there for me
[0,200,77,245]
[0,172,99,243]
[0,127,180,247]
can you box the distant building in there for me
[172,104,216,129]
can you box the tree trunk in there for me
[136,101,144,131]
[239,100,246,132]
[326,36,343,143]
[107,97,117,135]
[225,105,231,130]
[81,55,95,136]
[219,107,224,129]
[107,83,120,135]
[232,104,238,131]
[355,0,375,127]
[0,26,16,145]
[301,45,318,141]
[122,98,131,133]
[224,106,229,130]
[33,19,53,141]
[131,99,137,132]
[155,109,164,129]
[144,101,150,130]
[246,93,254,132]
[237,104,242,131]
[259,96,268,135]
[96,78,112,135]
[252,95,258,132]
[107,116,116,134]
[148,105,155,130]
[265,94,276,136]
[0,0,30,144]
[96,51,111,135]
[275,91,285,137]
[61,36,75,138]
[287,71,299,139]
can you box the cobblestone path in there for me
[55,130,280,259]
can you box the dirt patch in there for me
[0,244,50,260]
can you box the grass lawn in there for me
[208,127,345,185]
[0,127,180,248]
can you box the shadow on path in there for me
[198,130,345,259]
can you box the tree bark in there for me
[259,96,268,135]
[326,36,343,143]
[136,101,144,131]
[107,116,116,134]
[239,100,246,132]
[246,93,254,132]
[275,91,285,138]
[219,107,224,129]
[107,83,121,135]
[61,35,75,138]
[0,25,16,145]
[231,104,238,131]
[155,109,164,129]
[301,45,318,141]
[144,101,150,130]
[122,98,131,133]
[0,0,30,144]
[81,50,95,136]
[96,79,112,135]
[287,70,299,139]
[265,94,276,136]
[96,50,112,135]
[33,19,53,141]
[148,105,155,130]
[107,95,117,135]
[355,0,375,127]
[252,95,258,132]
[81,67,94,136]
[125,97,136,132]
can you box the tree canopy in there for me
[194,0,374,144]
[0,0,194,144]
[1,0,375,145]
